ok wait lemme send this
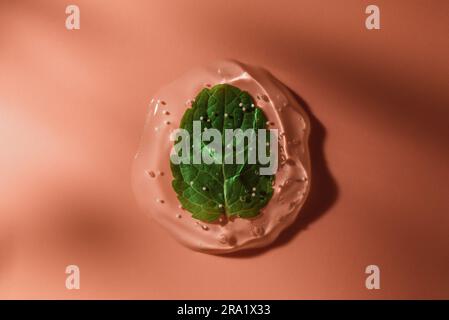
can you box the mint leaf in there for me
[170,84,274,222]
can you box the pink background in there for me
[0,0,448,299]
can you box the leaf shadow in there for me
[225,86,339,258]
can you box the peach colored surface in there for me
[0,0,448,299]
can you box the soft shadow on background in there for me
[228,87,339,258]
[0,232,14,282]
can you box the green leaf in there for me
[170,84,274,222]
